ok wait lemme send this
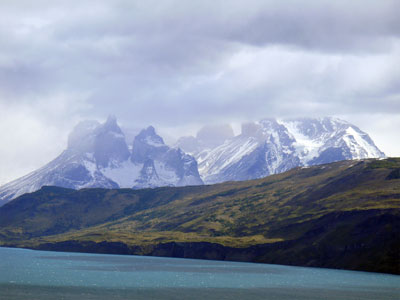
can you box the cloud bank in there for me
[0,0,399,184]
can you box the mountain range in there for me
[0,116,385,206]
[177,117,385,184]
[0,116,202,206]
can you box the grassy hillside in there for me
[1,158,399,274]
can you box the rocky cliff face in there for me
[129,125,203,188]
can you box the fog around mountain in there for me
[0,116,385,206]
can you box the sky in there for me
[0,0,399,185]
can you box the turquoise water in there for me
[0,247,399,299]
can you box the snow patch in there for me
[281,121,323,164]
[82,159,97,177]
[154,161,179,184]
[102,160,142,188]
[197,136,259,177]
[145,136,165,147]
[343,127,383,159]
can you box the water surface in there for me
[0,247,398,299]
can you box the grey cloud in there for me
[224,1,400,52]
[0,0,399,184]
[44,0,400,63]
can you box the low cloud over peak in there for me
[0,0,399,184]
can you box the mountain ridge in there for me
[0,116,385,206]
[178,117,385,184]
[0,117,203,206]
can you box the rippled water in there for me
[0,247,399,299]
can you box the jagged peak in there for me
[100,115,124,134]
[259,118,285,131]
[135,126,165,146]
[141,125,156,135]
[67,116,127,152]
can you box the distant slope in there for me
[1,158,399,274]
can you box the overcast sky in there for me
[0,0,399,185]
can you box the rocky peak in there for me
[289,117,349,139]
[259,118,287,133]
[135,126,165,145]
[0,118,204,206]
[101,115,123,134]
[66,116,130,168]
[93,116,130,168]
[131,126,168,164]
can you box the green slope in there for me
[1,158,399,274]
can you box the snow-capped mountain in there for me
[128,126,203,188]
[0,116,203,206]
[0,116,385,206]
[177,117,385,184]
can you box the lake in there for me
[0,247,399,299]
